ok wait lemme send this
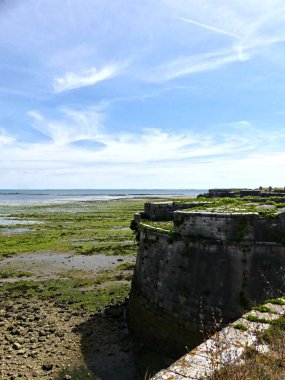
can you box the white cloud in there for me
[147,49,250,83]
[53,64,122,93]
[1,108,285,188]
[175,16,240,39]
[25,109,262,164]
[0,129,15,145]
[145,0,285,82]
[1,109,283,167]
[28,107,104,145]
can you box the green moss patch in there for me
[265,298,285,305]
[0,278,130,313]
[0,269,33,279]
[0,199,147,258]
[182,197,283,217]
[252,305,272,313]
[234,322,248,331]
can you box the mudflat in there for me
[0,199,172,380]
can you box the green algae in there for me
[0,277,130,313]
[0,199,147,258]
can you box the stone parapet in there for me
[143,201,212,221]
[151,299,285,379]
[173,211,258,241]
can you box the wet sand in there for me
[0,252,135,281]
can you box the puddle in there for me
[0,228,33,234]
[0,253,135,277]
[0,217,44,226]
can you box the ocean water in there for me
[0,189,207,205]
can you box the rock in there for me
[42,363,53,371]
[16,349,26,355]
[13,342,21,350]
[64,375,72,380]
[106,307,124,318]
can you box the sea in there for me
[0,189,207,206]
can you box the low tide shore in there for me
[0,198,178,379]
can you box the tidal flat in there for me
[0,199,173,380]
[0,199,145,257]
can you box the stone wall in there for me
[128,206,285,357]
[143,201,212,221]
[151,298,285,379]
[173,212,258,241]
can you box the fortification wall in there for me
[143,201,211,221]
[173,209,285,243]
[173,212,258,241]
[128,209,285,356]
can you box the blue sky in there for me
[1,0,285,189]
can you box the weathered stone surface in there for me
[264,302,285,315]
[152,369,194,380]
[130,200,285,379]
[243,310,280,322]
[150,301,283,379]
[129,203,285,355]
[232,318,270,333]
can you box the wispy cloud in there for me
[18,109,282,165]
[28,107,104,145]
[176,16,240,38]
[53,64,123,93]
[1,108,285,187]
[147,1,285,82]
[147,49,250,83]
[3,0,285,188]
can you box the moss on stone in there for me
[234,322,248,331]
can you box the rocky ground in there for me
[0,296,133,380]
[0,199,171,379]
[1,297,84,379]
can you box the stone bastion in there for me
[127,200,285,356]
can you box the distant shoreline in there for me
[0,189,206,206]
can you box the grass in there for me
[116,261,135,271]
[252,305,272,313]
[208,349,285,380]
[206,314,285,380]
[0,269,33,279]
[0,199,147,258]
[234,323,248,331]
[183,197,285,217]
[0,277,131,313]
[245,314,270,323]
[265,298,285,305]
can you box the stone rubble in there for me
[0,298,86,379]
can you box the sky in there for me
[1,0,285,189]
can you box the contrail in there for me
[176,16,240,39]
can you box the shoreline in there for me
[0,197,173,379]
